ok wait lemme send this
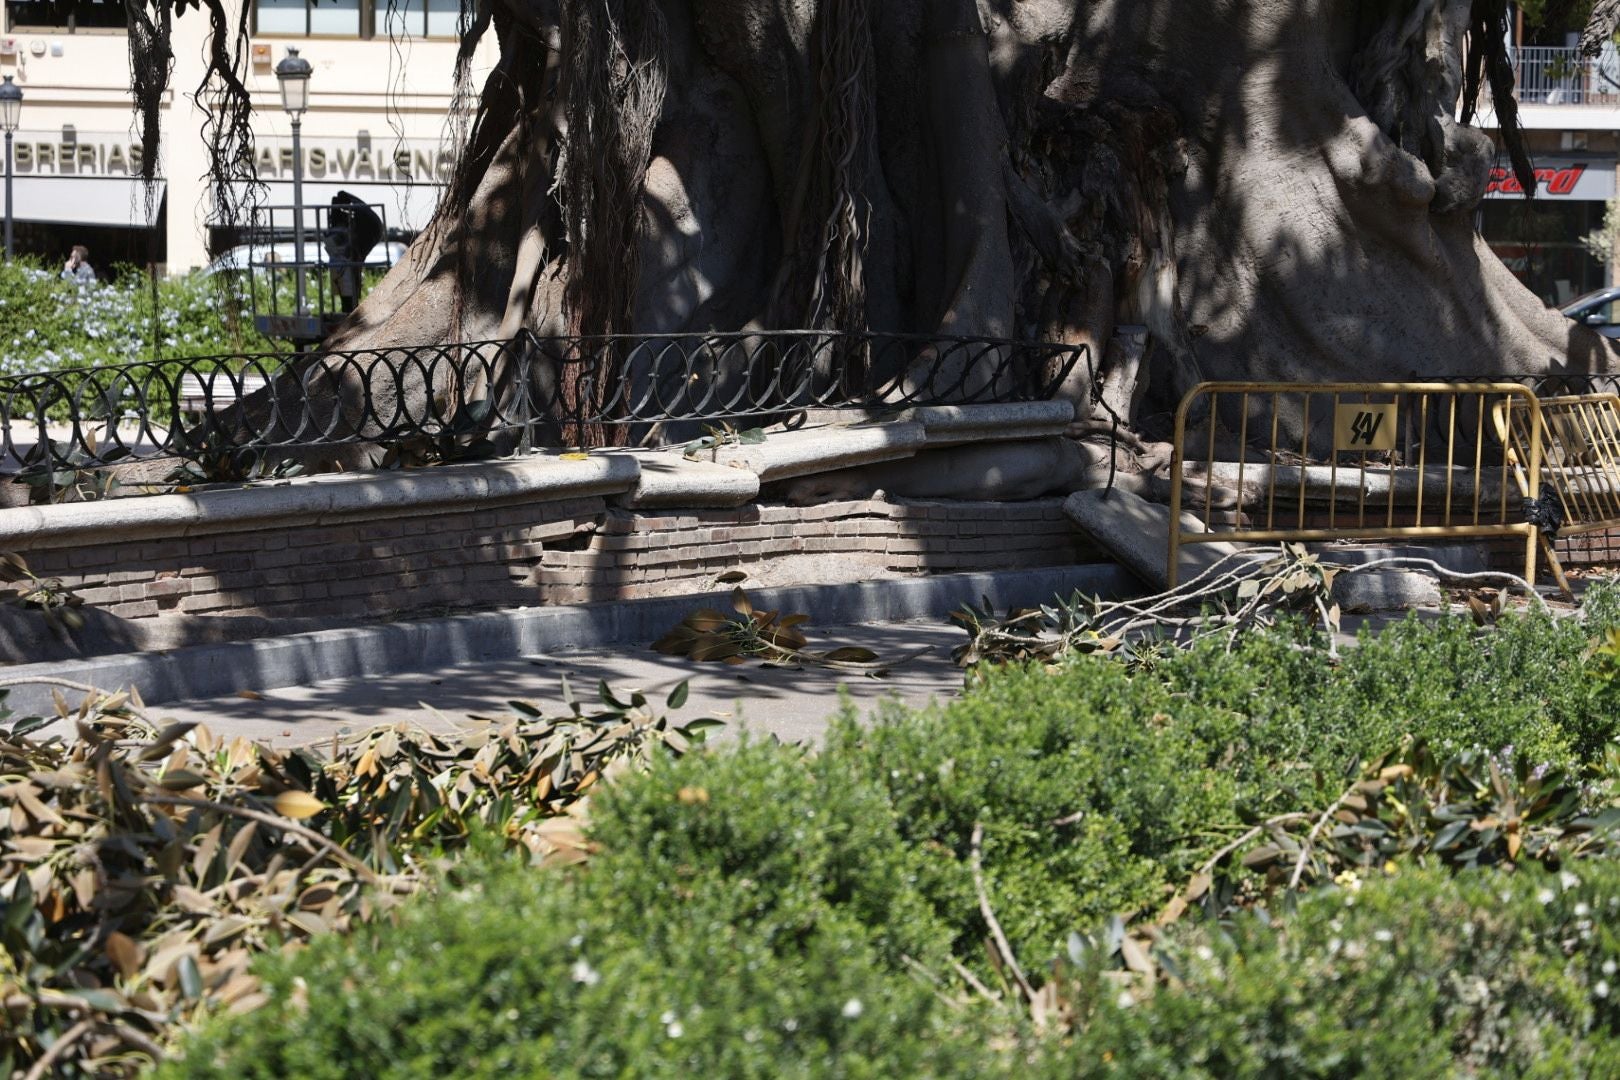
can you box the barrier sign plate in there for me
[1334,403,1397,452]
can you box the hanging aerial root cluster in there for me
[1463,0,1534,194]
[772,0,875,335]
[122,0,173,216]
[553,0,667,337]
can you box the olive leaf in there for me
[0,676,721,1076]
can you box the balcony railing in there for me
[1513,45,1620,107]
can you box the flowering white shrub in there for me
[0,258,282,377]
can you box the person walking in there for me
[61,244,96,286]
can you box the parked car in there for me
[203,240,406,275]
[1560,286,1620,338]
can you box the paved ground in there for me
[146,620,969,749]
[31,571,1575,750]
[5,422,171,470]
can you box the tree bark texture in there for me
[323,0,1616,441]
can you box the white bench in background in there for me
[176,372,270,420]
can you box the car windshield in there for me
[1561,287,1620,316]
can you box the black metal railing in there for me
[1516,372,1620,399]
[0,331,1086,490]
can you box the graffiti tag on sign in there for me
[1334,403,1398,453]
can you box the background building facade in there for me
[1480,11,1620,306]
[0,0,495,273]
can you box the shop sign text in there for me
[1485,160,1615,201]
[253,144,455,183]
[12,141,145,175]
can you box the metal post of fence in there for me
[1165,392,1191,589]
[3,129,13,262]
[516,334,534,455]
[1524,396,1545,587]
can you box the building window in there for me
[255,0,359,37]
[376,0,460,39]
[7,0,127,32]
[253,0,457,39]
[1479,199,1606,306]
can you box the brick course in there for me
[19,495,1092,623]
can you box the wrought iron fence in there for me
[525,330,1080,425]
[0,330,1085,493]
[1515,371,1620,398]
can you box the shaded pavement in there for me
[147,621,970,748]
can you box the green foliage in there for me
[0,549,86,635]
[1155,598,1620,802]
[374,397,501,468]
[1521,0,1598,37]
[682,421,767,459]
[163,751,1002,1080]
[11,433,130,503]
[162,442,307,488]
[1064,862,1620,1078]
[123,582,1620,1073]
[824,659,1235,963]
[1171,739,1620,931]
[653,587,882,668]
[585,741,950,968]
[0,681,713,1078]
[947,545,1345,679]
[0,257,278,378]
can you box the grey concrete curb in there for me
[1307,542,1490,573]
[1,564,1137,716]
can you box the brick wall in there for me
[21,496,1091,623]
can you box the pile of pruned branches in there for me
[950,544,1543,674]
[0,679,717,1077]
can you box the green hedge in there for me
[164,759,1006,1080]
[164,596,1620,1077]
[1065,863,1620,1078]
[0,257,279,378]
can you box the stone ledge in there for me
[0,453,640,551]
[618,452,761,509]
[2,403,1084,551]
[903,401,1076,445]
[712,422,929,481]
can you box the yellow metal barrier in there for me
[1496,393,1620,596]
[1167,382,1544,588]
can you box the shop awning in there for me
[12,176,165,228]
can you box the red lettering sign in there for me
[1486,163,1589,198]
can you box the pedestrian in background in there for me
[61,245,96,286]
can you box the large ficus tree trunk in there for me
[131,0,1620,444]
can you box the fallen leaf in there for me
[273,790,326,820]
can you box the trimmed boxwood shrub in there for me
[164,593,1620,1077]
[1063,862,1620,1078]
[162,750,1012,1080]
[823,595,1620,963]
[821,657,1239,962]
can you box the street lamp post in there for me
[274,48,312,316]
[0,76,24,261]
